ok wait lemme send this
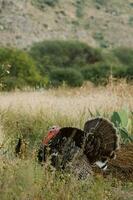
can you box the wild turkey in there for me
[37,118,119,178]
[37,127,93,179]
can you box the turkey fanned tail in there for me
[84,117,119,164]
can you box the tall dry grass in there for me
[0,81,132,116]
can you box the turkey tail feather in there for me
[84,118,119,163]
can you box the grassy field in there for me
[0,81,133,200]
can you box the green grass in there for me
[1,158,133,200]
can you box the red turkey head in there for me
[42,126,60,145]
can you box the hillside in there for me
[0,0,133,49]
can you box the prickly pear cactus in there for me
[111,109,133,143]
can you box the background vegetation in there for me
[0,48,45,90]
[32,0,59,9]
[0,40,132,90]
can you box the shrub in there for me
[29,40,105,87]
[0,63,11,90]
[113,48,133,66]
[113,48,133,80]
[76,0,85,18]
[128,16,133,26]
[130,3,133,7]
[93,32,104,40]
[4,77,27,91]
[95,0,107,6]
[32,0,58,9]
[50,68,84,87]
[100,40,109,48]
[81,63,110,85]
[30,40,103,74]
[127,65,133,81]
[111,65,128,79]
[0,48,44,90]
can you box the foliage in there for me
[128,16,133,26]
[113,48,133,66]
[30,40,133,87]
[113,48,133,80]
[0,41,133,90]
[76,0,85,18]
[32,0,58,9]
[93,32,109,48]
[29,40,102,72]
[100,40,109,48]
[0,48,44,90]
[81,63,110,85]
[29,40,104,87]
[94,0,107,6]
[50,68,84,87]
[0,63,11,90]
[93,32,104,40]
[111,110,133,143]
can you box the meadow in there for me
[0,81,133,200]
[0,1,133,199]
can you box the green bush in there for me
[50,68,84,87]
[127,65,133,81]
[32,0,58,9]
[81,63,110,85]
[29,40,105,87]
[93,32,104,40]
[1,42,133,90]
[30,40,102,73]
[113,48,133,80]
[95,0,107,6]
[111,65,128,79]
[0,63,11,89]
[113,48,133,66]
[76,0,85,18]
[0,48,44,90]
[30,40,133,86]
[128,16,133,26]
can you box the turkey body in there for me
[38,127,93,178]
[37,118,119,178]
